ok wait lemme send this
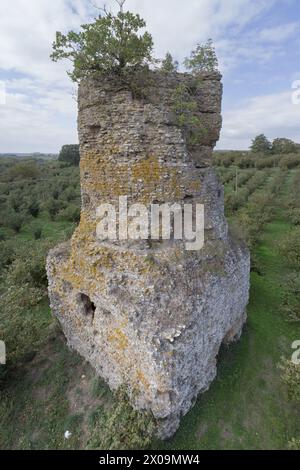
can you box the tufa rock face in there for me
[47,71,250,438]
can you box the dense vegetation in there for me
[250,134,298,155]
[51,0,154,81]
[0,150,300,449]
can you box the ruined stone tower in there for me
[47,71,250,438]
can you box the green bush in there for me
[62,186,79,202]
[288,438,300,450]
[225,187,250,213]
[87,388,155,450]
[43,198,65,221]
[0,282,49,369]
[288,208,300,226]
[5,210,25,233]
[33,227,43,240]
[5,161,40,181]
[245,171,268,195]
[219,168,235,184]
[230,210,260,249]
[279,227,300,269]
[27,199,40,218]
[5,241,49,288]
[172,83,207,146]
[281,272,300,322]
[57,204,80,223]
[0,239,53,370]
[279,358,300,402]
[0,240,16,273]
[161,52,178,73]
[279,355,300,448]
[272,138,298,154]
[184,39,218,74]
[279,154,300,169]
[255,155,279,169]
[7,192,22,212]
[0,228,7,241]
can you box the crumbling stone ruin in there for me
[47,70,250,438]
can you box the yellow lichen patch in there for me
[132,155,185,201]
[80,151,186,204]
[62,254,106,292]
[81,152,131,197]
[60,267,83,291]
[169,171,183,199]
[107,328,129,351]
[132,155,161,187]
[136,369,151,390]
[72,211,96,245]
[95,248,115,269]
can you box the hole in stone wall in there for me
[80,293,96,319]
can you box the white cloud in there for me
[219,90,300,149]
[0,0,93,84]
[0,81,77,153]
[259,22,299,43]
[0,0,277,78]
[125,0,276,61]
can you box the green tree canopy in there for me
[58,145,80,166]
[250,134,272,154]
[184,39,218,74]
[161,52,179,73]
[7,161,40,180]
[50,1,153,82]
[272,138,297,154]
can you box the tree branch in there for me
[88,0,110,16]
[88,0,127,15]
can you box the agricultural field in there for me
[0,154,300,450]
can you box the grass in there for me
[0,325,114,450]
[16,213,75,243]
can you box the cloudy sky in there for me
[0,0,299,153]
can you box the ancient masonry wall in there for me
[47,71,250,438]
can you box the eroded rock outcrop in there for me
[47,71,250,438]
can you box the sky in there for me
[0,0,299,153]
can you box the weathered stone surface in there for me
[47,70,250,438]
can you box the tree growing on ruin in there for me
[50,0,153,82]
[184,39,219,74]
[161,52,179,73]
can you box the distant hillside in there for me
[0,153,58,161]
